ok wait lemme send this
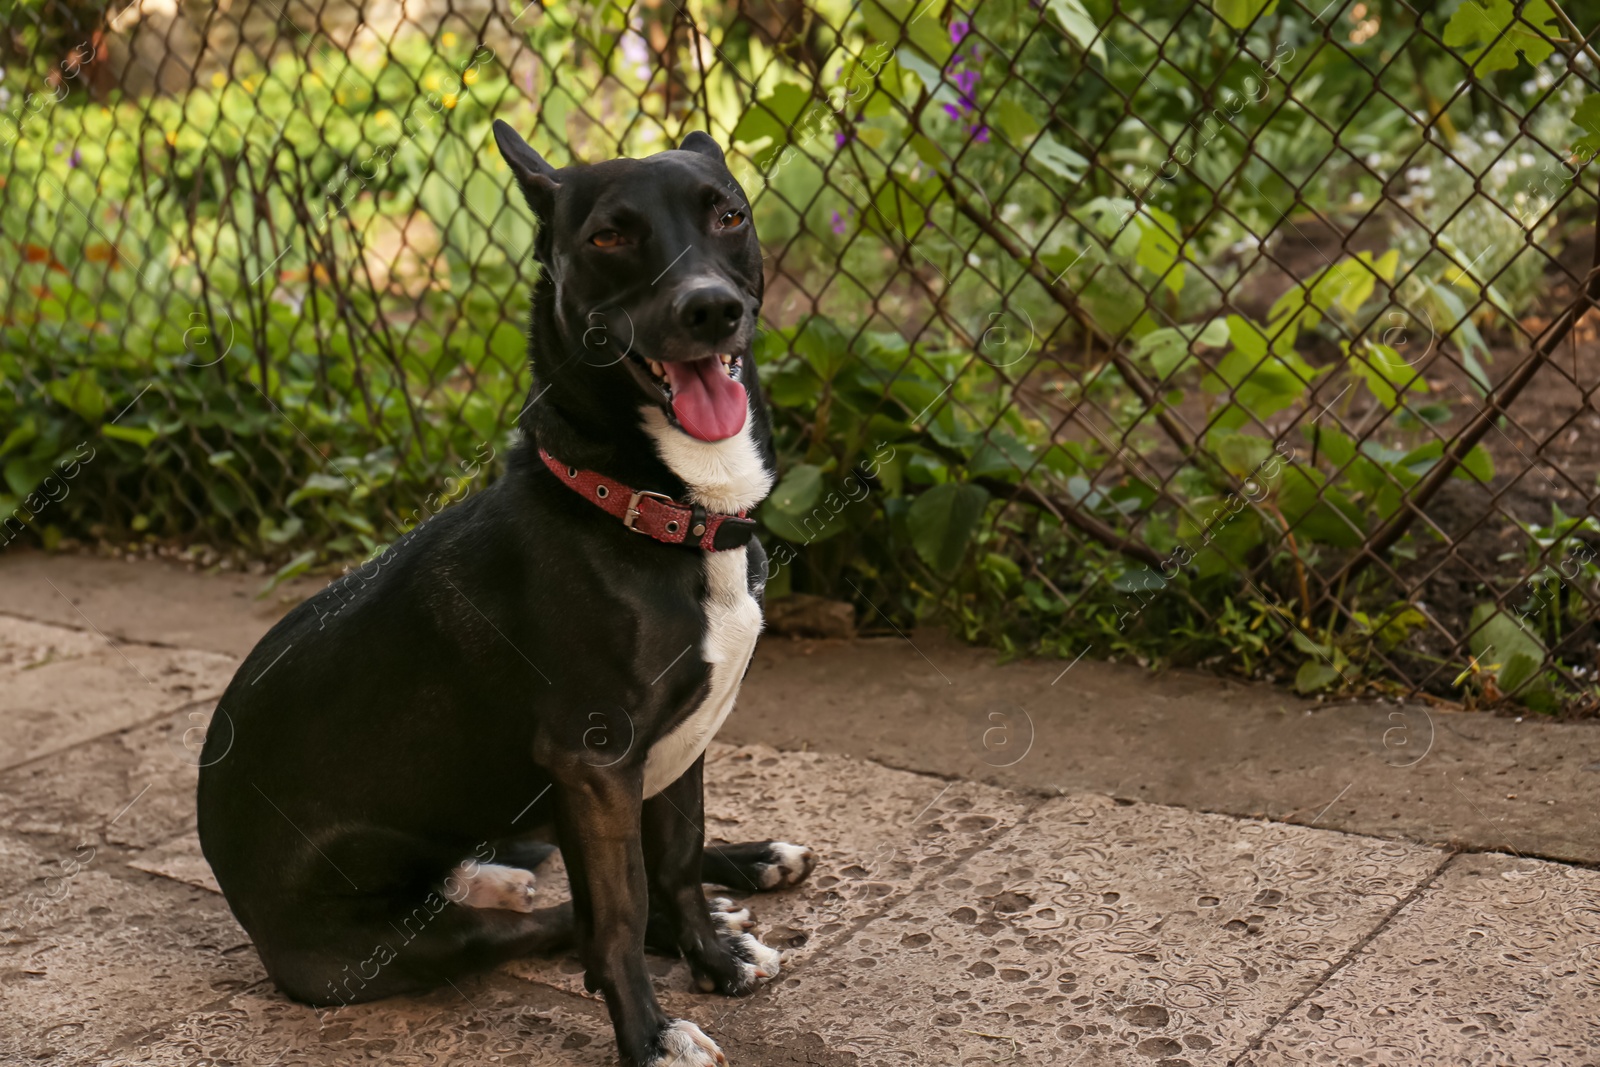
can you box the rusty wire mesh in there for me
[3,0,1599,711]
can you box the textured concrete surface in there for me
[1242,852,1600,1066]
[3,551,1599,1064]
[0,613,236,773]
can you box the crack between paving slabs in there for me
[0,607,196,653]
[1225,849,1458,1067]
[0,694,221,778]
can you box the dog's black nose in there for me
[675,284,744,345]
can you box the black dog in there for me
[197,121,813,1067]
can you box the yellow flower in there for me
[210,71,227,89]
[462,67,478,85]
[423,73,440,91]
[442,32,457,47]
[336,90,346,105]
[165,130,178,146]
[443,93,458,109]
[376,109,394,126]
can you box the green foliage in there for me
[2,0,1594,712]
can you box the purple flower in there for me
[943,102,963,122]
[953,69,979,97]
[834,129,851,147]
[969,124,989,143]
[831,208,851,235]
[68,148,81,168]
[53,141,64,154]
[950,19,970,45]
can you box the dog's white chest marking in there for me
[639,407,770,799]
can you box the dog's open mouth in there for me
[630,352,747,442]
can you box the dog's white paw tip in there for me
[650,1020,725,1067]
[447,862,539,912]
[757,842,816,889]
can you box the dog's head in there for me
[494,120,762,444]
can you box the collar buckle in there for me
[623,489,676,532]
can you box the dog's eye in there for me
[590,230,622,248]
[719,209,746,230]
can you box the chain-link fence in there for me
[3,0,1599,711]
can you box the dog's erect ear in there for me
[678,130,725,162]
[493,119,559,216]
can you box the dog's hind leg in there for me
[248,827,574,1007]
[702,839,815,891]
[263,896,574,1007]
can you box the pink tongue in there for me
[664,358,747,441]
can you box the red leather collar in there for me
[538,448,758,552]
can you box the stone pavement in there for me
[2,551,1597,1065]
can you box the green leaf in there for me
[46,369,109,423]
[1134,206,1184,294]
[793,316,850,380]
[866,177,928,241]
[1442,0,1558,75]
[1044,0,1107,61]
[909,482,990,573]
[768,463,824,515]
[1279,467,1364,548]
[1131,328,1186,379]
[1498,652,1541,695]
[1032,133,1089,183]
[1574,94,1600,157]
[862,0,952,68]
[1468,602,1546,688]
[261,549,317,596]
[1214,433,1273,477]
[1301,423,1356,467]
[286,472,353,507]
[1214,0,1278,30]
[1294,659,1342,695]
[994,98,1041,143]
[1347,341,1424,411]
[1456,442,1495,483]
[0,418,36,459]
[730,83,813,145]
[101,423,157,447]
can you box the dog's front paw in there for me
[689,897,781,996]
[753,842,815,888]
[647,1019,726,1066]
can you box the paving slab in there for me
[725,794,1448,1066]
[0,698,215,850]
[0,833,262,1064]
[126,830,220,894]
[1243,852,1600,1067]
[113,973,620,1067]
[0,548,321,659]
[0,615,236,774]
